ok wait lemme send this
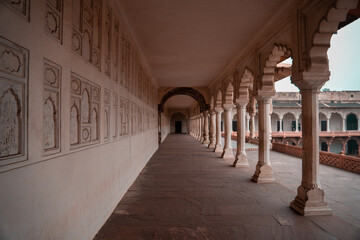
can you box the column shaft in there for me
[214,109,223,152]
[290,89,331,216]
[222,106,234,160]
[233,104,249,167]
[250,114,255,138]
[252,98,275,183]
[208,111,216,148]
[202,111,210,144]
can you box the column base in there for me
[290,186,332,216]
[221,147,234,160]
[252,164,275,183]
[208,142,216,149]
[202,137,210,145]
[200,137,204,142]
[233,153,249,167]
[214,144,223,153]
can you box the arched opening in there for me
[330,139,343,154]
[232,113,237,132]
[330,112,343,131]
[170,112,187,134]
[319,139,328,152]
[158,87,208,143]
[319,113,328,131]
[346,139,359,156]
[271,113,280,132]
[283,112,296,131]
[346,113,358,130]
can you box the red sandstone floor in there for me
[94,134,360,240]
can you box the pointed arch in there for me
[159,87,207,112]
[238,68,254,100]
[215,89,222,108]
[224,81,234,104]
[70,104,79,145]
[43,96,57,150]
[260,44,291,93]
[309,0,359,73]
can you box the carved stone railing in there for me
[272,142,360,174]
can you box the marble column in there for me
[196,116,200,140]
[202,111,210,144]
[233,101,249,167]
[246,114,250,133]
[342,117,346,131]
[249,112,255,139]
[295,117,299,132]
[208,110,216,148]
[279,116,283,132]
[222,104,234,160]
[200,115,204,142]
[252,95,275,183]
[290,88,331,216]
[214,108,223,153]
[198,115,203,141]
[326,117,330,132]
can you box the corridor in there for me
[94,135,360,240]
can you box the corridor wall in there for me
[0,0,158,239]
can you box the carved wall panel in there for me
[45,0,63,42]
[119,97,129,136]
[113,93,118,138]
[104,89,110,141]
[0,36,28,166]
[113,18,119,83]
[131,102,134,134]
[43,58,61,155]
[2,0,30,21]
[104,2,112,78]
[72,0,101,70]
[70,73,100,148]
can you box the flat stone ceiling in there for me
[119,0,284,87]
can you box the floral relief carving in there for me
[0,37,28,166]
[3,0,30,21]
[45,0,63,42]
[0,45,24,78]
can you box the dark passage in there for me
[175,121,182,133]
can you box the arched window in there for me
[346,113,358,130]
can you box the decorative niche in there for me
[70,72,100,149]
[0,36,29,167]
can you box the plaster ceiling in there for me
[165,95,198,109]
[119,0,284,87]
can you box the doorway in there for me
[175,121,182,133]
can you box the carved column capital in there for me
[222,103,234,111]
[214,107,223,114]
[292,71,330,91]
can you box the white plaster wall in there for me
[0,1,159,239]
[161,113,170,142]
